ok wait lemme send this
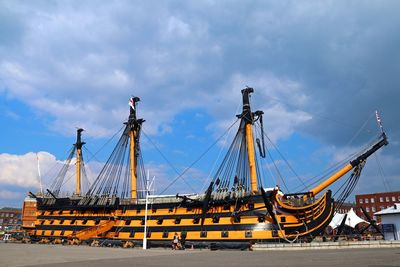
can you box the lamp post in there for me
[143,177,149,250]
[143,171,155,250]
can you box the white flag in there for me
[129,97,135,110]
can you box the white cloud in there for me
[164,16,191,39]
[0,152,53,188]
[0,148,207,200]
[0,0,399,203]
[309,141,396,197]
[0,61,39,98]
[0,61,31,81]
[0,1,223,139]
[0,151,100,195]
[263,103,312,142]
[0,4,286,145]
[0,1,398,143]
[205,72,312,142]
[4,110,21,120]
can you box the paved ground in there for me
[1,243,400,267]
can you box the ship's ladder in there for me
[69,219,116,241]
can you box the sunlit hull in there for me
[24,190,333,245]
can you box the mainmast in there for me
[75,128,85,195]
[211,88,266,197]
[240,87,259,194]
[84,96,146,200]
[127,97,145,200]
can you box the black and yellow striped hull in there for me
[27,190,334,245]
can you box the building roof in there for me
[356,191,400,197]
[374,203,400,216]
[329,208,367,229]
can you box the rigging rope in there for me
[200,102,243,193]
[38,147,76,190]
[49,147,75,196]
[261,131,307,192]
[84,125,125,163]
[265,146,289,192]
[374,154,390,192]
[253,123,280,189]
[292,133,383,193]
[81,160,90,194]
[141,129,196,193]
[334,161,365,212]
[58,126,125,191]
[159,118,241,195]
[345,112,375,148]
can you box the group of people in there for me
[172,232,186,250]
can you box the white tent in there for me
[329,208,368,229]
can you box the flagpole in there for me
[375,110,384,133]
[143,170,149,250]
[37,153,43,195]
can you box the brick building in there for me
[335,202,356,214]
[355,191,400,223]
[0,207,22,231]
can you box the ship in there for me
[22,88,388,247]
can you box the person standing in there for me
[172,232,179,250]
[180,234,186,250]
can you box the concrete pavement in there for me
[1,243,399,267]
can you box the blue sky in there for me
[1,1,399,207]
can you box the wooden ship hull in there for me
[27,191,333,245]
[22,88,387,247]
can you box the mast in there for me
[127,96,144,200]
[129,128,136,199]
[309,133,388,197]
[241,87,258,194]
[75,128,85,195]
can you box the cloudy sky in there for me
[0,0,399,207]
